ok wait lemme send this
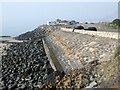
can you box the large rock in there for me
[1,27,54,89]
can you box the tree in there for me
[56,19,61,22]
[112,19,120,28]
[85,22,88,24]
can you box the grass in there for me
[114,46,120,60]
[96,46,120,88]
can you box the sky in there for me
[1,2,118,36]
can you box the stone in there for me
[89,48,95,52]
[20,84,27,89]
[81,60,87,66]
[85,81,97,88]
[90,76,94,82]
[8,83,17,90]
[1,27,54,89]
[83,57,88,61]
[89,41,97,46]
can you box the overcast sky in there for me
[1,2,118,36]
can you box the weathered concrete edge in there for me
[42,39,57,71]
[61,27,118,39]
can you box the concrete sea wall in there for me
[42,38,63,72]
[42,39,57,71]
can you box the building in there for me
[47,21,57,26]
[69,20,79,25]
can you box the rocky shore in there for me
[1,27,57,89]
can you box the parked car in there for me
[74,26,84,30]
[84,27,97,31]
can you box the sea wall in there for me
[42,39,57,71]
[61,27,118,39]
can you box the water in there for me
[0,37,13,41]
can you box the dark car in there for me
[74,26,84,30]
[84,27,97,31]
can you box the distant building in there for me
[69,20,79,25]
[47,21,49,25]
[56,19,69,25]
[47,19,79,26]
[47,21,56,26]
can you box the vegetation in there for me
[114,45,120,60]
[111,19,120,29]
[112,19,120,26]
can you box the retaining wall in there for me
[61,28,118,39]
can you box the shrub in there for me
[112,19,120,29]
[114,46,120,60]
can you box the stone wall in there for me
[61,28,118,39]
[47,30,117,71]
